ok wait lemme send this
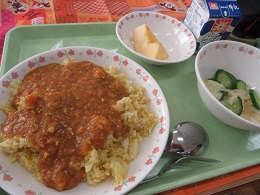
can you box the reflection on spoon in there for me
[140,122,220,184]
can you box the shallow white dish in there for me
[116,11,196,65]
[195,40,260,131]
[0,46,170,194]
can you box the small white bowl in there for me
[116,11,196,65]
[195,40,260,131]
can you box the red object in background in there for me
[53,0,78,23]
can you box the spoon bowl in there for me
[170,122,208,156]
[141,122,220,184]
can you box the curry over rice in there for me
[0,61,158,191]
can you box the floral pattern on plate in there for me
[199,42,259,61]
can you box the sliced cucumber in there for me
[220,91,228,101]
[236,80,246,90]
[222,96,243,115]
[214,69,237,89]
[249,88,260,110]
[229,72,237,85]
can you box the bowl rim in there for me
[116,11,196,65]
[195,40,260,130]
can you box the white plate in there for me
[0,46,169,194]
[116,11,196,65]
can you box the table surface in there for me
[0,0,260,194]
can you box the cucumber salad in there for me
[204,69,260,124]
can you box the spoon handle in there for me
[174,156,221,165]
[140,156,220,184]
[140,159,173,184]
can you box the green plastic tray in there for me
[1,23,260,195]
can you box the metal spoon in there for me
[140,122,220,184]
